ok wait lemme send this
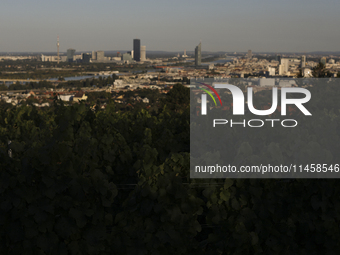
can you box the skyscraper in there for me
[141,46,146,61]
[133,39,141,62]
[195,41,201,66]
[248,50,252,59]
[67,49,76,62]
[301,55,306,68]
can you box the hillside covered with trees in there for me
[1,84,340,254]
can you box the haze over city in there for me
[1,0,340,52]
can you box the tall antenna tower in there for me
[57,35,60,64]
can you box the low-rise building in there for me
[73,92,88,102]
[58,94,74,101]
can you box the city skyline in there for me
[1,0,340,52]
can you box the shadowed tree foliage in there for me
[1,84,340,254]
[312,62,332,78]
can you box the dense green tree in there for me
[1,84,340,254]
[0,84,8,91]
[164,83,189,110]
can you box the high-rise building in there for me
[82,53,91,63]
[195,42,201,66]
[122,53,132,61]
[320,57,326,65]
[91,51,105,62]
[278,58,289,75]
[248,50,252,59]
[67,49,76,62]
[133,39,141,62]
[92,51,97,60]
[278,64,284,75]
[301,55,306,68]
[283,59,289,73]
[141,46,146,61]
[96,51,105,62]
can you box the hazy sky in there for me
[1,0,339,53]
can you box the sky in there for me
[0,0,339,53]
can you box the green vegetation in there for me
[1,84,340,254]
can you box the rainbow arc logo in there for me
[198,82,222,106]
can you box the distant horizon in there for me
[1,50,340,55]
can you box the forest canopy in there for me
[1,83,340,254]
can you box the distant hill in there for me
[1,50,340,56]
